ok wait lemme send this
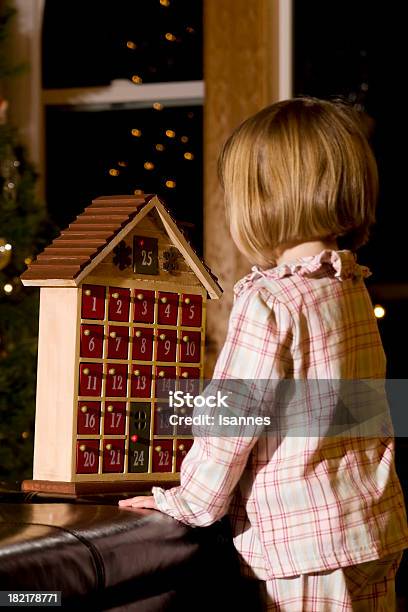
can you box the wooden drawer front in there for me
[132,327,154,361]
[131,365,152,398]
[152,439,173,473]
[80,324,104,359]
[128,403,151,473]
[108,287,130,322]
[76,440,99,474]
[178,367,201,395]
[105,363,128,397]
[128,441,150,473]
[155,366,176,399]
[157,291,179,325]
[107,325,129,360]
[103,401,126,435]
[181,294,202,327]
[81,285,105,320]
[179,331,201,363]
[79,363,103,397]
[133,289,155,324]
[153,402,175,436]
[102,439,125,473]
[175,439,194,472]
[175,403,193,436]
[77,401,101,435]
[156,329,177,362]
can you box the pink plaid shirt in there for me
[152,249,408,579]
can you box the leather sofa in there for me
[0,489,263,611]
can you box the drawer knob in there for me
[181,371,189,378]
[83,367,90,375]
[84,289,91,296]
[109,331,117,339]
[79,444,86,452]
[155,445,162,452]
[182,335,189,343]
[160,296,168,304]
[106,443,112,451]
[136,293,144,300]
[178,444,185,451]
[107,405,114,413]
[184,298,191,305]
[84,329,91,337]
[112,292,119,299]
[159,333,166,340]
[80,405,88,413]
[135,330,142,338]
[108,368,116,375]
[158,370,165,378]
[134,369,141,376]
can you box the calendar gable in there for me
[21,194,222,299]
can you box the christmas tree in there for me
[0,2,55,483]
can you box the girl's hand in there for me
[118,495,158,510]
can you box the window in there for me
[42,0,204,251]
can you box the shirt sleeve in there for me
[151,286,293,527]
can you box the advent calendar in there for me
[20,194,222,494]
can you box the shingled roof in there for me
[21,194,223,299]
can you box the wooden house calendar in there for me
[20,194,222,494]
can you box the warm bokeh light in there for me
[374,305,386,319]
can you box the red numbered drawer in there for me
[175,439,194,472]
[132,327,154,361]
[181,294,202,327]
[80,324,104,358]
[107,325,129,359]
[102,439,125,473]
[178,367,201,395]
[81,285,105,320]
[108,287,130,322]
[157,291,179,325]
[76,440,99,474]
[156,329,177,362]
[77,401,101,435]
[105,363,128,397]
[179,331,201,363]
[155,366,176,399]
[79,363,103,397]
[152,439,173,472]
[154,402,175,436]
[134,289,155,323]
[104,401,126,435]
[131,364,152,398]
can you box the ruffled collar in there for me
[234,249,371,296]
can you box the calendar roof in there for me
[21,194,223,299]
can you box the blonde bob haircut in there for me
[218,97,379,267]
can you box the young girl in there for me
[119,97,408,610]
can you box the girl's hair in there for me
[217,97,379,266]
